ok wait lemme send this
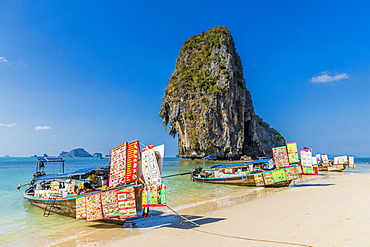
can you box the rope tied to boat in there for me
[162,172,192,178]
[11,195,23,206]
[166,205,314,247]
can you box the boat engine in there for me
[192,166,203,175]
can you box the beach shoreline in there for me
[45,171,370,247]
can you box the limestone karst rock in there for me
[160,26,285,159]
[59,148,93,157]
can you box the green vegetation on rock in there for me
[166,26,234,97]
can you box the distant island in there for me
[31,154,49,158]
[31,149,103,158]
[59,148,102,158]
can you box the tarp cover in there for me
[33,172,72,180]
[33,166,107,180]
[211,158,271,169]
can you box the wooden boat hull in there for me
[25,194,77,217]
[191,175,292,187]
[318,164,347,172]
[191,175,256,186]
[24,192,127,224]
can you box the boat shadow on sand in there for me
[290,183,335,187]
[88,210,225,230]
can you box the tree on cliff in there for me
[160,26,285,160]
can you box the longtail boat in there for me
[21,158,141,223]
[318,162,348,172]
[317,155,355,172]
[18,141,167,223]
[191,159,300,187]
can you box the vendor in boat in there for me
[88,173,99,187]
[77,182,94,194]
[84,182,94,192]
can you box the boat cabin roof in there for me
[211,158,272,169]
[37,156,65,162]
[33,165,109,181]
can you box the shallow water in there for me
[1,157,369,246]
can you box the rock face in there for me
[160,26,285,160]
[59,148,93,157]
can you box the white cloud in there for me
[0,56,9,64]
[35,126,52,130]
[310,71,349,83]
[0,123,16,127]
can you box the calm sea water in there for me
[1,157,369,246]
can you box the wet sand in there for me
[51,172,370,247]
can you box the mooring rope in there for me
[11,195,23,206]
[166,205,314,247]
[162,172,192,178]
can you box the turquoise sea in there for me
[1,157,370,246]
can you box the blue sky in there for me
[1,0,370,157]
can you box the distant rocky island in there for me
[59,148,102,158]
[31,154,49,158]
[160,26,285,160]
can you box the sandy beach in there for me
[52,172,370,247]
